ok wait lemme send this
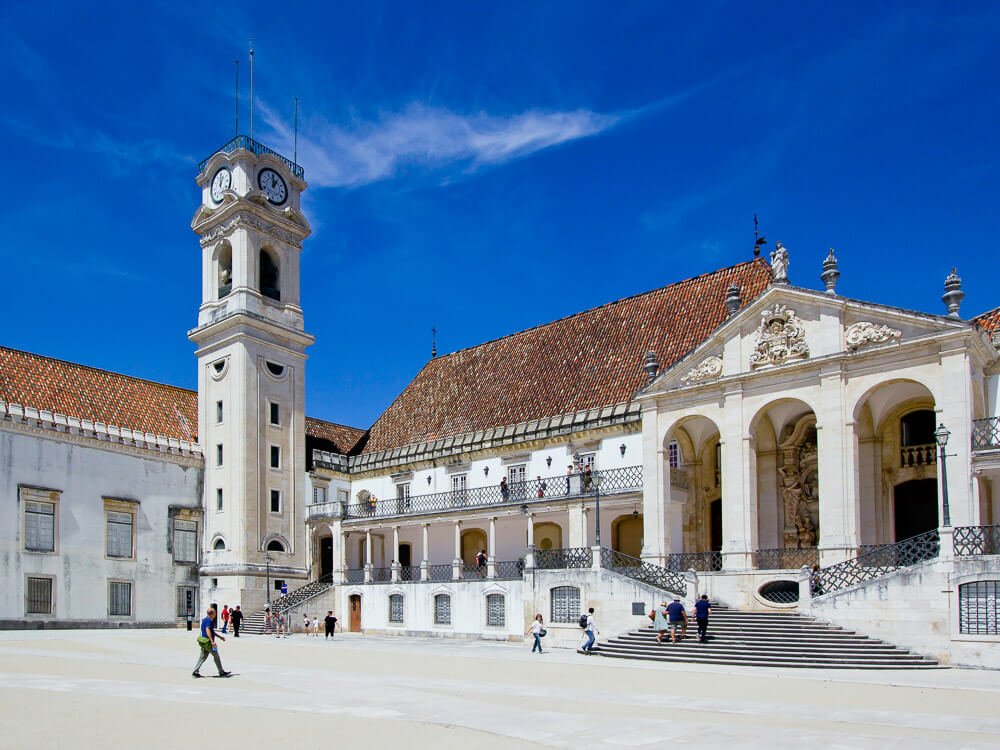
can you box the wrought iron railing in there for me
[342,466,643,521]
[345,568,364,584]
[495,560,525,579]
[371,567,391,583]
[664,551,722,572]
[198,134,305,179]
[813,529,940,597]
[600,548,686,596]
[535,546,593,569]
[972,417,1000,450]
[753,547,819,570]
[462,563,486,578]
[427,564,453,582]
[954,524,1000,556]
[399,565,421,582]
[900,443,936,468]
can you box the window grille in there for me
[959,580,999,634]
[107,511,134,558]
[109,581,132,616]
[389,594,404,624]
[434,594,451,625]
[176,586,197,617]
[486,593,505,627]
[26,577,52,615]
[25,501,55,552]
[550,586,581,623]
[173,520,198,564]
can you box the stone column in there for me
[328,521,344,584]
[524,514,536,569]
[364,529,373,583]
[817,366,860,566]
[391,526,401,583]
[568,504,585,548]
[487,517,497,579]
[937,351,976,527]
[721,385,757,570]
[421,523,430,581]
[452,520,462,580]
[640,402,666,564]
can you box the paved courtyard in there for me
[0,629,998,749]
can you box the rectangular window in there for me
[959,580,999,634]
[313,485,328,504]
[215,400,223,424]
[434,594,451,625]
[270,490,281,513]
[337,489,349,504]
[216,488,223,511]
[106,511,134,559]
[26,577,53,615]
[508,464,527,500]
[451,474,467,504]
[396,482,411,510]
[577,452,597,473]
[176,586,197,618]
[109,581,132,617]
[270,445,281,469]
[173,519,198,564]
[269,402,280,426]
[667,440,681,469]
[216,444,224,467]
[486,593,505,627]
[550,586,581,624]
[25,500,55,552]
[389,593,404,624]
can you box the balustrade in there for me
[954,524,1000,556]
[753,547,818,570]
[972,417,1000,450]
[900,443,936,468]
[663,551,722,572]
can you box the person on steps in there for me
[651,600,670,643]
[666,597,687,644]
[694,595,711,643]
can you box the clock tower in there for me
[190,136,314,613]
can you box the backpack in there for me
[578,614,589,629]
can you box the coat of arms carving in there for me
[749,304,809,369]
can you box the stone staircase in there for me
[594,605,941,669]
[240,577,334,635]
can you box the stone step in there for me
[602,641,921,658]
[593,647,943,669]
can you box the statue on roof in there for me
[770,242,789,284]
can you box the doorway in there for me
[461,529,487,565]
[398,543,413,581]
[710,499,722,552]
[612,514,643,558]
[320,537,333,579]
[894,479,939,540]
[348,594,362,632]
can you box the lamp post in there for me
[264,552,274,607]
[933,423,951,528]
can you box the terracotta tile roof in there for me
[363,259,773,454]
[973,306,1000,336]
[0,345,364,450]
[304,416,368,455]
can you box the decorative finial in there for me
[431,326,438,358]
[753,213,767,258]
[643,351,659,383]
[725,284,742,317]
[821,248,840,295]
[942,268,965,318]
[770,241,789,284]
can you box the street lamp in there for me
[933,423,951,528]
[264,552,274,607]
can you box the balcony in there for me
[198,134,305,179]
[972,417,1000,451]
[323,466,642,523]
[900,443,936,468]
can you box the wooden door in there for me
[349,594,362,632]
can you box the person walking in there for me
[193,606,232,678]
[312,616,321,637]
[230,605,243,637]
[324,610,338,639]
[694,594,711,643]
[526,614,545,654]
[666,597,687,644]
[220,605,230,634]
[651,600,670,643]
[302,613,311,635]
[580,607,598,654]
[263,608,272,635]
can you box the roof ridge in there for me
[432,258,769,361]
[972,304,1000,322]
[304,414,368,434]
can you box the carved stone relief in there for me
[749,304,809,369]
[681,355,723,384]
[844,321,902,352]
[778,416,819,548]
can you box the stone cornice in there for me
[193,206,308,248]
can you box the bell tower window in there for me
[217,243,232,299]
[260,249,280,301]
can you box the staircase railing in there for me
[535,546,593,569]
[664,551,722,572]
[599,548,686,596]
[753,547,819,571]
[814,529,939,597]
[953,524,1000,556]
[265,573,334,614]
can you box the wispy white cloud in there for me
[258,102,621,188]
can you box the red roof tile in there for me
[363,259,773,453]
[973,306,1000,336]
[305,416,367,454]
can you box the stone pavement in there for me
[0,629,998,749]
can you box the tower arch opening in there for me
[260,248,280,301]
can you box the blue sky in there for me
[1,2,997,430]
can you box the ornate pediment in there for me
[681,355,723,384]
[750,304,809,369]
[844,321,902,352]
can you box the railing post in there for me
[591,545,602,572]
[364,564,372,584]
[684,570,698,614]
[391,561,401,583]
[938,525,954,562]
[452,520,462,580]
[524,544,536,571]
[797,565,812,612]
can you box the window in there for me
[260,249,280,301]
[177,586,197,618]
[313,485,328,504]
[901,410,936,447]
[434,594,451,625]
[486,593,505,627]
[25,500,55,552]
[451,474,467,503]
[265,361,285,377]
[269,402,280,426]
[26,577,52,615]
[106,511,134,559]
[389,593,404,624]
[577,452,596,473]
[173,519,198,564]
[508,464,527,500]
[667,440,681,469]
[338,488,349,504]
[216,488,223,511]
[550,586,581,624]
[216,444,224,467]
[959,580,999,634]
[396,482,411,510]
[109,581,132,617]
[215,400,223,424]
[270,490,281,513]
[270,445,281,469]
[274,579,285,591]
[212,537,226,551]
[266,540,285,552]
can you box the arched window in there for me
[266,539,286,552]
[260,249,280,301]
[485,593,505,627]
[433,594,451,625]
[217,243,232,299]
[212,537,227,551]
[388,593,404,624]
[550,586,580,624]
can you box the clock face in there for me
[210,168,231,203]
[258,168,288,205]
